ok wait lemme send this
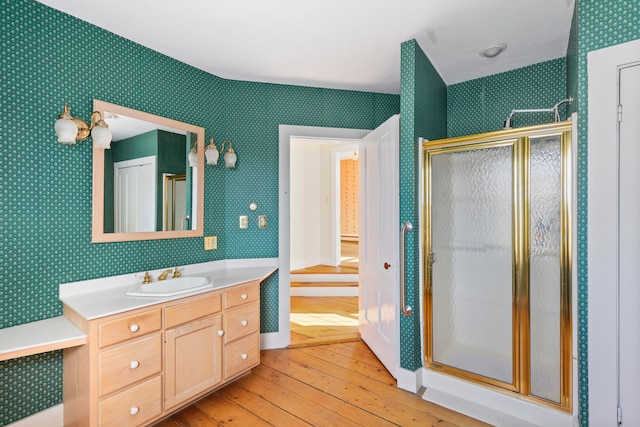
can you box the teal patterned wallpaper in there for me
[399,40,447,370]
[0,0,399,424]
[447,58,568,137]
[576,1,640,425]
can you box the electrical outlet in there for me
[258,215,267,229]
[204,236,217,250]
[239,215,248,229]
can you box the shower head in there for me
[504,110,515,129]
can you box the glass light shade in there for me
[91,125,112,149]
[54,117,79,145]
[188,149,198,167]
[205,146,219,165]
[224,149,237,168]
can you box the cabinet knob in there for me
[241,293,248,300]
[130,324,140,333]
[130,406,139,415]
[218,330,224,336]
[130,360,139,369]
[241,353,248,360]
[241,320,248,327]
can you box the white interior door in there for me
[114,155,156,233]
[619,63,640,426]
[358,115,400,378]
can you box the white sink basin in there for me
[126,276,214,297]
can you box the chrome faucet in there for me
[158,269,173,281]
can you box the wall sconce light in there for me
[54,104,112,149]
[205,138,237,168]
[188,143,198,168]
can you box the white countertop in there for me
[60,259,278,320]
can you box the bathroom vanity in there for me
[59,262,275,427]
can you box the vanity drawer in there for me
[224,333,259,380]
[223,301,260,343]
[165,293,222,329]
[224,281,259,309]
[99,374,162,427]
[99,333,162,397]
[99,309,161,348]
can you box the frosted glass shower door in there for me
[428,142,515,387]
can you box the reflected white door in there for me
[358,115,400,378]
[114,155,156,233]
[619,63,640,426]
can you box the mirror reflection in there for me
[92,100,204,243]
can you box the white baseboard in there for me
[421,369,576,427]
[290,286,358,297]
[396,366,423,393]
[260,331,289,350]
[7,404,62,427]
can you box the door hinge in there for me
[428,252,436,265]
[618,104,623,122]
[618,405,622,424]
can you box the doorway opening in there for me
[288,136,360,347]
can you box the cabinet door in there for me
[165,314,223,409]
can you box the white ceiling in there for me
[37,0,575,94]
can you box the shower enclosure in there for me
[422,122,572,411]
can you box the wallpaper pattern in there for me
[447,58,568,137]
[0,0,399,424]
[340,159,359,237]
[399,40,447,370]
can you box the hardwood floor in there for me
[155,341,489,427]
[289,296,359,347]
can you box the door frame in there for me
[587,38,640,425]
[267,125,369,349]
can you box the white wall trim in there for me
[279,125,370,350]
[7,404,62,427]
[396,366,423,393]
[422,368,576,427]
[587,38,640,426]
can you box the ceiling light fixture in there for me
[479,43,507,58]
[54,104,113,149]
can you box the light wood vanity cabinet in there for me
[63,280,261,427]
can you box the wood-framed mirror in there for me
[92,99,205,242]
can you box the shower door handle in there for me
[400,221,413,317]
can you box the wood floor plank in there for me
[195,392,273,426]
[217,383,312,427]
[156,342,488,427]
[326,341,388,369]
[251,363,396,427]
[297,344,395,385]
[233,371,363,427]
[169,406,222,427]
[262,349,489,427]
[153,419,184,427]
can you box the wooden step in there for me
[291,281,358,288]
[291,264,358,275]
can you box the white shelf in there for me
[0,316,86,361]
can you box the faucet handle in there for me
[142,272,152,284]
[172,267,181,278]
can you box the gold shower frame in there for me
[422,121,572,412]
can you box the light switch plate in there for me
[239,216,248,229]
[258,215,267,229]
[204,236,217,250]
